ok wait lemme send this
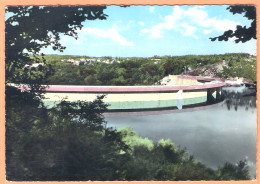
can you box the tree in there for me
[5,6,253,181]
[217,160,250,180]
[5,6,126,181]
[5,6,107,93]
[5,86,130,181]
[210,5,256,43]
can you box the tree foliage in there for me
[5,6,107,91]
[210,5,256,43]
[42,53,254,86]
[117,128,251,181]
[6,95,251,181]
[217,59,256,82]
[5,6,253,181]
[6,86,129,181]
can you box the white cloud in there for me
[183,6,240,31]
[141,6,184,38]
[203,29,212,34]
[75,41,81,45]
[181,23,196,36]
[80,26,134,46]
[141,28,163,39]
[141,6,241,39]
[211,19,239,32]
[138,21,145,26]
[149,7,155,13]
[113,24,118,29]
[61,36,70,41]
[185,6,208,22]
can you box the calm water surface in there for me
[105,86,257,178]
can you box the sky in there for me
[42,5,257,57]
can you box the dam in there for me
[42,75,225,111]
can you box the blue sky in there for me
[42,5,256,57]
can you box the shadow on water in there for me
[222,86,256,111]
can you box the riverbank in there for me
[159,75,256,89]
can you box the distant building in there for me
[67,59,74,63]
[72,62,79,66]
[25,63,44,68]
[152,58,161,61]
[80,58,86,63]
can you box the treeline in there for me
[6,86,251,181]
[5,6,253,181]
[40,53,252,86]
[217,58,256,82]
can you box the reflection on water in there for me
[222,86,256,111]
[105,86,257,178]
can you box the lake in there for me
[105,86,257,178]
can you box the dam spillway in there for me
[42,75,225,111]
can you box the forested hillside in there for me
[37,53,256,86]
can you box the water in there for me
[105,86,257,178]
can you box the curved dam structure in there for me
[42,75,225,112]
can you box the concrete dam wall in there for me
[42,75,225,111]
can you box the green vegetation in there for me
[6,88,251,181]
[216,57,256,82]
[5,6,107,90]
[41,53,255,86]
[5,6,254,181]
